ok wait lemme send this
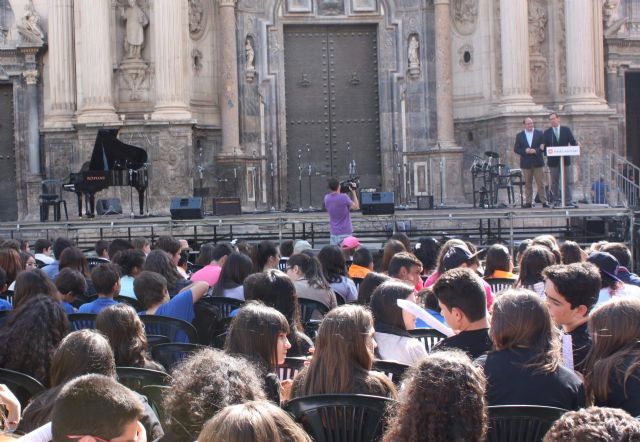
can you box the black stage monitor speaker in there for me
[96,198,122,216]
[170,197,204,220]
[417,195,434,210]
[361,192,395,215]
[213,197,242,216]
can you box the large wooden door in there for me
[284,25,381,210]
[0,84,17,221]
[626,72,640,166]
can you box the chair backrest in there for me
[352,277,364,289]
[284,394,395,442]
[199,296,244,317]
[140,315,198,344]
[298,298,330,323]
[372,360,410,386]
[116,366,173,394]
[485,278,516,295]
[68,313,98,331]
[86,257,110,270]
[0,368,46,408]
[278,357,307,381]
[487,405,567,442]
[146,334,171,349]
[151,343,206,371]
[409,328,447,353]
[142,384,193,441]
[40,179,62,201]
[115,296,142,311]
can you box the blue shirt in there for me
[139,289,194,323]
[78,297,119,314]
[61,301,77,314]
[0,298,12,311]
[119,275,137,299]
[42,261,60,280]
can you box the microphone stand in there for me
[268,142,275,211]
[298,147,303,212]
[307,144,313,210]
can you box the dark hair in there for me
[280,240,294,258]
[353,247,373,268]
[388,252,423,278]
[13,268,58,309]
[0,248,22,283]
[0,267,5,288]
[490,289,561,374]
[90,263,120,295]
[164,349,266,438]
[287,253,330,290]
[383,351,487,442]
[34,238,52,253]
[52,237,73,260]
[20,250,36,268]
[55,268,88,298]
[134,271,167,309]
[328,177,340,191]
[542,263,600,312]
[143,249,182,292]
[435,239,467,274]
[543,406,640,442]
[96,304,158,369]
[380,239,407,272]
[112,249,146,277]
[131,237,150,251]
[370,280,414,330]
[94,239,110,257]
[516,245,556,287]
[317,245,348,283]
[421,287,440,312]
[601,242,632,268]
[483,244,512,277]
[560,241,584,265]
[0,295,69,384]
[516,239,533,267]
[433,268,487,322]
[225,302,290,371]
[214,252,253,295]
[390,233,411,251]
[413,237,440,274]
[156,236,181,256]
[51,374,143,442]
[253,240,279,272]
[357,272,391,305]
[196,243,233,266]
[59,247,91,277]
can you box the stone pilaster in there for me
[76,0,119,124]
[45,0,76,128]
[434,0,455,147]
[151,0,192,120]
[499,0,539,111]
[23,69,40,174]
[218,0,240,154]
[563,0,609,111]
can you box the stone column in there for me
[564,0,608,111]
[76,0,118,124]
[45,0,76,128]
[434,0,455,147]
[24,69,40,174]
[218,0,240,153]
[151,0,191,120]
[499,0,537,110]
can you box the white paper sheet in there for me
[397,298,455,337]
[561,334,574,370]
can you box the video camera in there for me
[339,176,360,193]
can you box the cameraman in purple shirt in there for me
[324,178,360,246]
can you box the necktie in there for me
[554,127,560,141]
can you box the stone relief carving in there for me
[603,0,626,36]
[189,0,208,40]
[528,0,548,95]
[120,64,149,101]
[245,36,256,82]
[192,48,203,74]
[407,34,420,79]
[451,0,478,35]
[120,0,149,60]
[317,0,345,16]
[16,1,44,45]
[458,44,473,69]
[557,0,567,95]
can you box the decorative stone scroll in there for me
[451,0,478,35]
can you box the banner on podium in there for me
[546,145,580,157]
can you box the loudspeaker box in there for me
[170,197,204,220]
[361,192,395,215]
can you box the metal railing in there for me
[610,152,640,208]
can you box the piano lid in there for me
[88,128,148,171]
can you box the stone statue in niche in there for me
[189,0,207,40]
[603,0,626,36]
[245,37,256,82]
[528,1,547,54]
[17,1,44,45]
[408,35,420,79]
[120,0,149,60]
[451,0,478,35]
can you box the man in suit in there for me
[543,112,578,206]
[514,117,549,208]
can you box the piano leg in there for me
[75,192,83,217]
[137,189,145,216]
[85,193,96,217]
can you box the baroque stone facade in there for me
[0,0,635,220]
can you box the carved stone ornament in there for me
[119,59,150,101]
[23,69,38,85]
[16,0,44,45]
[458,43,474,69]
[119,0,149,61]
[245,37,256,82]
[192,48,203,74]
[317,0,345,16]
[408,34,421,79]
[451,0,478,36]
[528,0,547,56]
[603,0,626,37]
[189,0,208,40]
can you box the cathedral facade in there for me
[0,0,637,220]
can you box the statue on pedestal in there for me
[408,35,421,79]
[121,0,148,60]
[17,1,44,45]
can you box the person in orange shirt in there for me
[348,248,374,280]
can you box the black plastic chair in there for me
[284,394,396,442]
[409,328,447,353]
[372,360,410,386]
[146,334,171,349]
[140,315,198,344]
[352,277,364,290]
[487,405,567,442]
[199,296,244,317]
[151,343,206,371]
[39,179,68,222]
[485,277,516,295]
[68,313,98,331]
[298,298,330,338]
[278,356,307,381]
[492,164,516,205]
[115,296,142,311]
[0,368,46,408]
[142,384,193,441]
[116,367,173,395]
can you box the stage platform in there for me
[1,204,636,253]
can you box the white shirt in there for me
[597,283,640,305]
[34,253,54,265]
[525,129,534,147]
[374,332,427,366]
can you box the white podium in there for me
[546,145,580,208]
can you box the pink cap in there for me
[341,236,361,249]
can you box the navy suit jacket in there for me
[543,126,577,167]
[514,129,545,169]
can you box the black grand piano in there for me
[64,129,149,217]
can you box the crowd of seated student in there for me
[3,232,640,440]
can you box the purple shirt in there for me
[324,192,353,235]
